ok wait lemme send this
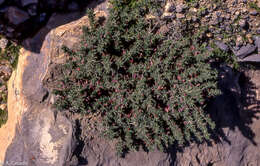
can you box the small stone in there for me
[234,44,256,58]
[0,65,12,78]
[165,2,175,12]
[176,4,184,13]
[215,41,229,51]
[254,36,260,53]
[176,13,185,19]
[0,104,6,111]
[38,13,46,22]
[233,46,240,51]
[235,11,240,16]
[238,54,260,62]
[206,33,213,38]
[68,2,79,11]
[250,10,258,16]
[21,0,38,7]
[236,35,244,47]
[5,7,30,26]
[0,0,5,5]
[257,28,260,34]
[162,12,175,20]
[189,7,197,13]
[225,14,231,20]
[192,16,198,22]
[246,34,254,43]
[239,19,248,29]
[0,38,8,50]
[27,4,37,16]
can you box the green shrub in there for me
[53,0,221,155]
[0,109,7,128]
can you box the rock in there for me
[0,104,6,110]
[5,7,29,26]
[206,32,213,38]
[176,13,185,19]
[68,2,79,11]
[236,35,244,47]
[0,0,4,5]
[254,36,260,53]
[20,0,38,7]
[239,19,248,29]
[176,4,184,13]
[27,4,37,16]
[162,12,175,20]
[246,34,254,43]
[0,38,8,50]
[215,41,229,51]
[250,10,258,16]
[237,54,260,62]
[0,65,12,76]
[234,44,256,58]
[165,2,175,12]
[257,28,260,34]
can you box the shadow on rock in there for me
[209,64,259,145]
[168,64,260,166]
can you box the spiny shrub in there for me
[53,0,220,155]
[0,109,7,128]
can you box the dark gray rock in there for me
[0,37,8,50]
[68,2,79,11]
[254,36,260,52]
[215,41,229,51]
[250,10,258,16]
[20,0,38,7]
[27,4,37,16]
[0,0,4,5]
[234,44,256,58]
[176,4,183,13]
[237,54,260,62]
[257,28,260,34]
[239,19,248,29]
[5,7,29,25]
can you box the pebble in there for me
[0,0,4,5]
[254,36,260,52]
[215,41,230,51]
[176,13,185,19]
[165,2,175,13]
[0,104,7,111]
[206,32,213,38]
[162,12,176,20]
[257,28,260,34]
[239,19,248,29]
[234,44,257,58]
[0,38,8,50]
[250,10,258,16]
[246,34,254,43]
[236,35,244,47]
[238,54,260,62]
[176,4,184,13]
[27,4,37,16]
[21,0,38,7]
[68,2,79,11]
